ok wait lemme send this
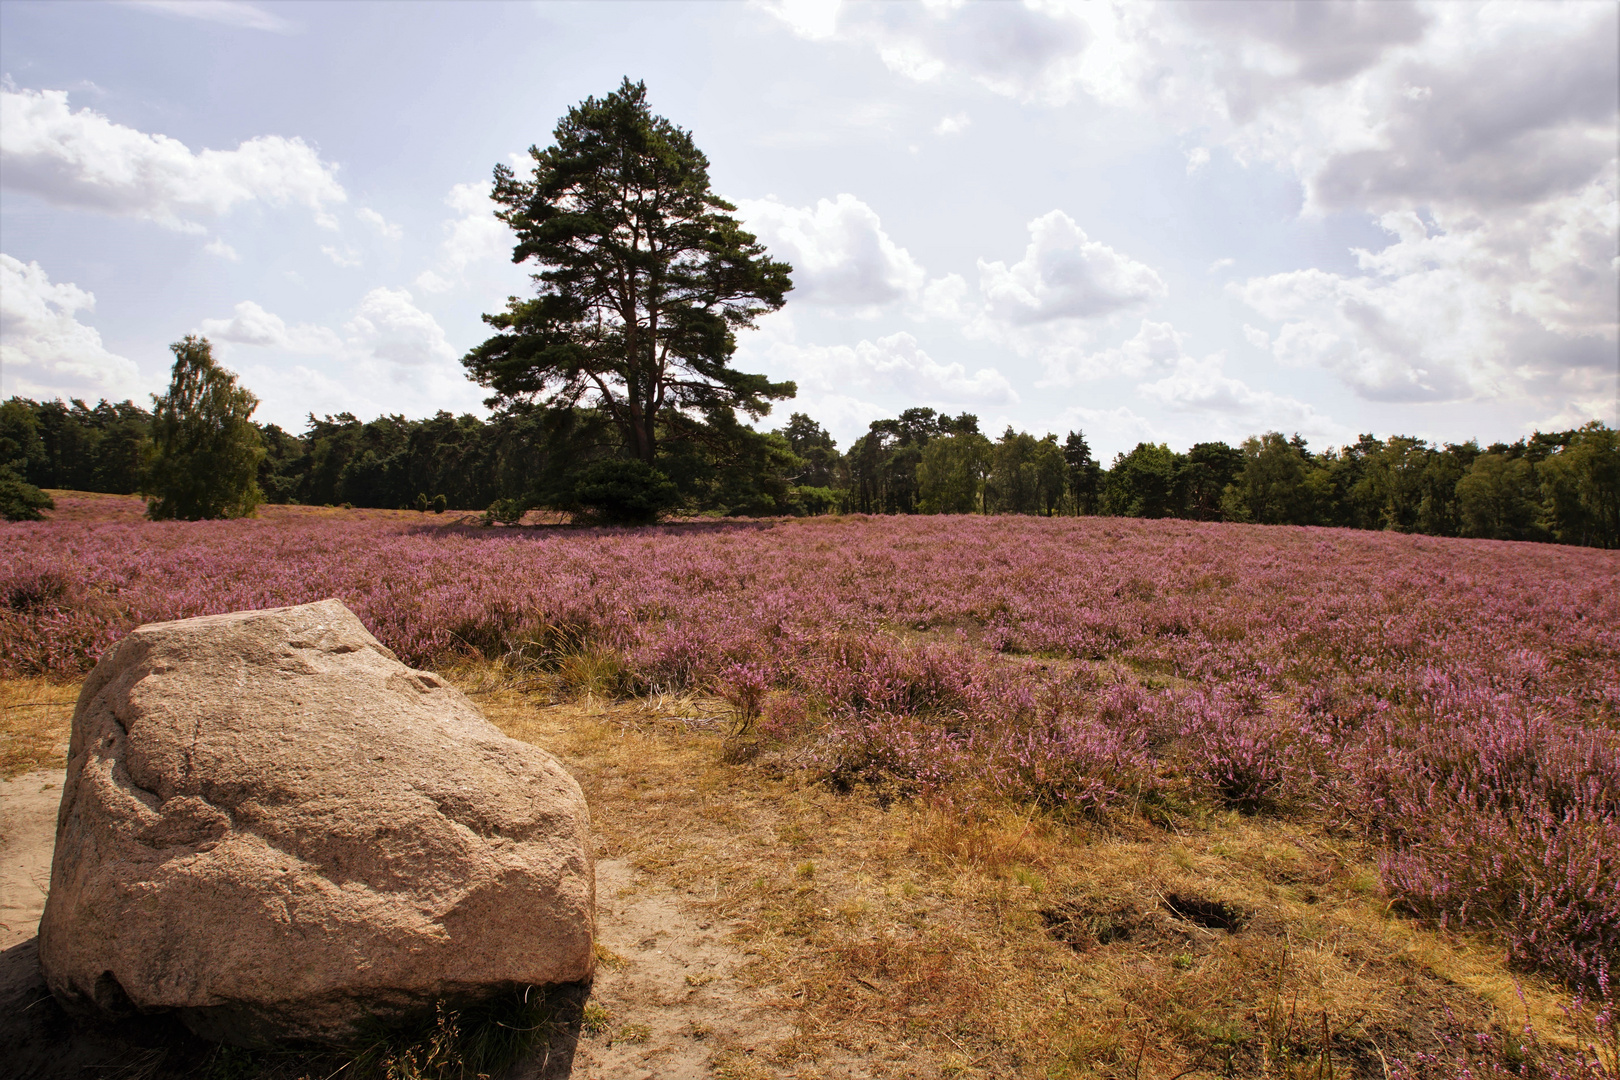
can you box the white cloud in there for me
[200,289,455,377]
[772,0,1091,104]
[357,207,402,240]
[978,210,1166,324]
[1234,188,1619,405]
[0,254,141,399]
[737,193,927,313]
[768,3,1616,418]
[1038,403,1160,460]
[1137,349,1341,442]
[762,328,1018,407]
[204,238,239,261]
[321,245,361,268]
[1208,257,1235,274]
[1036,319,1189,387]
[756,0,840,41]
[415,181,510,293]
[0,87,345,234]
[1242,323,1270,350]
[199,300,343,354]
[124,1,293,32]
[934,112,971,136]
[344,288,455,368]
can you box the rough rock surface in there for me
[38,599,594,1046]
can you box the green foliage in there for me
[792,485,841,515]
[571,458,680,524]
[1101,442,1181,518]
[0,462,54,521]
[1459,452,1541,540]
[144,336,264,521]
[1233,433,1312,525]
[1180,441,1243,521]
[1063,430,1104,514]
[1537,421,1620,547]
[776,412,841,488]
[483,497,527,525]
[432,493,447,514]
[918,431,991,514]
[463,77,795,465]
[1,395,150,493]
[847,408,977,513]
[986,428,1066,515]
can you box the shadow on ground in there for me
[0,936,588,1080]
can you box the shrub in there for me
[0,464,54,522]
[571,459,679,525]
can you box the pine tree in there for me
[462,78,795,467]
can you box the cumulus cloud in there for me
[0,88,345,234]
[321,245,361,268]
[199,300,344,354]
[414,181,510,293]
[761,328,1018,407]
[1036,319,1189,386]
[199,289,455,377]
[737,193,928,312]
[934,112,971,136]
[0,254,141,398]
[1301,5,1617,214]
[204,238,239,261]
[1137,349,1341,441]
[771,0,1091,104]
[345,288,456,368]
[1038,403,1160,460]
[357,207,402,240]
[767,3,1615,423]
[978,210,1166,324]
[1234,190,1619,405]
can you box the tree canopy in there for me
[144,336,264,521]
[462,78,795,467]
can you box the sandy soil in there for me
[563,857,792,1079]
[0,769,60,949]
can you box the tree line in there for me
[3,389,1616,547]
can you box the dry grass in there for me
[456,657,1589,1079]
[0,676,77,778]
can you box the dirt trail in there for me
[0,770,60,950]
[563,857,792,1079]
[0,769,790,1078]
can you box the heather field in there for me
[4,493,1619,1076]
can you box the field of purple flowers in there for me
[4,495,1617,992]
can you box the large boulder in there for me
[38,599,594,1046]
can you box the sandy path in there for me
[565,857,791,1079]
[0,770,60,950]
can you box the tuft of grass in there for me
[580,1001,612,1036]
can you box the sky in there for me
[1,0,1616,459]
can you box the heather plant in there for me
[1178,680,1310,813]
[4,497,1617,987]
